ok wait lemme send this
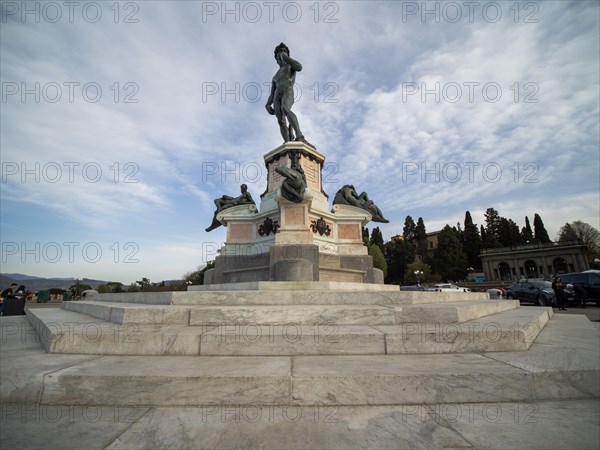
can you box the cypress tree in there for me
[463,211,482,270]
[403,216,416,240]
[483,208,501,247]
[369,244,388,277]
[415,217,428,260]
[370,227,385,253]
[521,216,534,243]
[533,213,551,243]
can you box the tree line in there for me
[364,208,599,285]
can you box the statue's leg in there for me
[274,97,290,142]
[205,215,222,232]
[282,93,303,139]
[285,109,303,140]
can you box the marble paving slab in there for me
[291,353,535,405]
[40,355,292,406]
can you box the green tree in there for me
[402,262,431,285]
[402,216,416,240]
[533,213,551,243]
[430,225,468,281]
[68,283,91,295]
[96,284,113,294]
[384,238,415,284]
[369,244,388,277]
[558,221,600,265]
[107,282,124,293]
[415,217,428,261]
[483,208,502,248]
[498,217,521,247]
[557,223,579,242]
[362,227,370,246]
[463,211,482,270]
[521,216,534,243]
[184,261,216,285]
[135,277,152,291]
[370,227,385,253]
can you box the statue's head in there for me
[241,184,248,192]
[274,42,290,59]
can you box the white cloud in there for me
[1,0,598,281]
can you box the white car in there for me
[81,289,99,298]
[486,288,504,299]
[426,283,470,292]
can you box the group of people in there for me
[0,283,28,316]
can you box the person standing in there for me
[0,283,17,315]
[552,276,566,311]
[1,284,27,316]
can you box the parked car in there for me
[426,283,470,292]
[486,288,504,299]
[506,280,576,307]
[559,270,600,306]
[400,285,426,291]
[81,289,99,299]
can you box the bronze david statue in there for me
[266,43,313,147]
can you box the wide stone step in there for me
[189,301,519,325]
[189,304,396,325]
[173,290,490,306]
[36,347,598,407]
[63,300,190,325]
[89,289,491,306]
[393,300,520,323]
[63,298,513,328]
[26,307,549,356]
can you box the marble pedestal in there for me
[205,142,382,285]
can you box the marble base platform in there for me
[26,304,544,356]
[1,314,598,450]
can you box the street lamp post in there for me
[414,270,423,286]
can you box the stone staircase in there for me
[21,284,577,407]
[4,283,599,448]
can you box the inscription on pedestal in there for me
[268,158,287,193]
[302,157,319,191]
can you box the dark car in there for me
[400,285,426,291]
[506,280,576,307]
[559,271,600,306]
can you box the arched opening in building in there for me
[553,257,568,274]
[498,262,511,281]
[524,260,539,278]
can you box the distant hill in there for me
[0,274,186,292]
[2,273,47,281]
[0,274,114,292]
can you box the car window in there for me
[566,274,585,283]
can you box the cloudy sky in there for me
[1,1,598,284]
